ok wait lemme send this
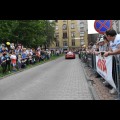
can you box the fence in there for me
[79,51,120,99]
[112,55,120,99]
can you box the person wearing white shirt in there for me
[104,29,120,56]
[104,29,120,94]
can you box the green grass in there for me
[0,54,64,78]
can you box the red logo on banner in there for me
[97,59,107,73]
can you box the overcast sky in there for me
[88,20,98,34]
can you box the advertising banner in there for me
[96,55,116,89]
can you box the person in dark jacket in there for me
[1,52,7,74]
[5,52,11,73]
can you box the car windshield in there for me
[68,52,73,54]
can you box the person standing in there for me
[104,29,120,94]
[1,52,7,74]
[104,29,120,56]
[10,51,17,71]
[17,54,22,70]
[5,52,11,73]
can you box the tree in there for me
[0,20,18,44]
[0,20,55,48]
[44,20,55,49]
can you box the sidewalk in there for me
[80,60,117,100]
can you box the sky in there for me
[88,20,98,34]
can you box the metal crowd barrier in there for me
[79,51,87,63]
[112,55,120,99]
[79,51,120,99]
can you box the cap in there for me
[98,38,104,43]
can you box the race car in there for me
[65,51,75,59]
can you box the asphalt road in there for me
[0,55,93,100]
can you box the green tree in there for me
[0,20,18,44]
[0,20,55,48]
[44,20,55,49]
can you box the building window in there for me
[71,32,75,38]
[56,34,59,38]
[80,23,84,28]
[63,41,68,46]
[71,23,75,29]
[72,39,75,46]
[56,25,58,30]
[81,40,85,45]
[62,24,67,30]
[80,32,84,34]
[54,33,59,39]
[80,28,84,32]
[80,34,84,36]
[80,37,84,39]
[63,32,67,39]
[56,41,59,47]
[55,20,58,22]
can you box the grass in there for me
[0,54,64,78]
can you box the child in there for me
[17,54,22,70]
[10,52,17,71]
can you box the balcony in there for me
[80,34,84,37]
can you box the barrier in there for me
[112,55,120,99]
[79,51,120,99]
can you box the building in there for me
[112,20,120,34]
[78,20,88,48]
[88,33,99,45]
[50,20,88,51]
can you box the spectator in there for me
[36,49,41,62]
[15,47,20,59]
[56,49,60,56]
[17,54,22,70]
[46,49,51,60]
[28,53,33,64]
[0,53,2,65]
[103,35,109,51]
[48,50,51,59]
[10,51,17,71]
[1,52,7,74]
[5,52,11,73]
[41,50,46,61]
[104,29,120,56]
[0,44,2,53]
[21,49,27,59]
[94,38,108,56]
[104,29,120,94]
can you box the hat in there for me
[98,38,104,43]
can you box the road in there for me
[0,55,93,100]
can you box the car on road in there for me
[65,51,75,59]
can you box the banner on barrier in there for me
[96,55,116,89]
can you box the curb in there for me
[80,59,100,100]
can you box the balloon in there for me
[6,42,10,45]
